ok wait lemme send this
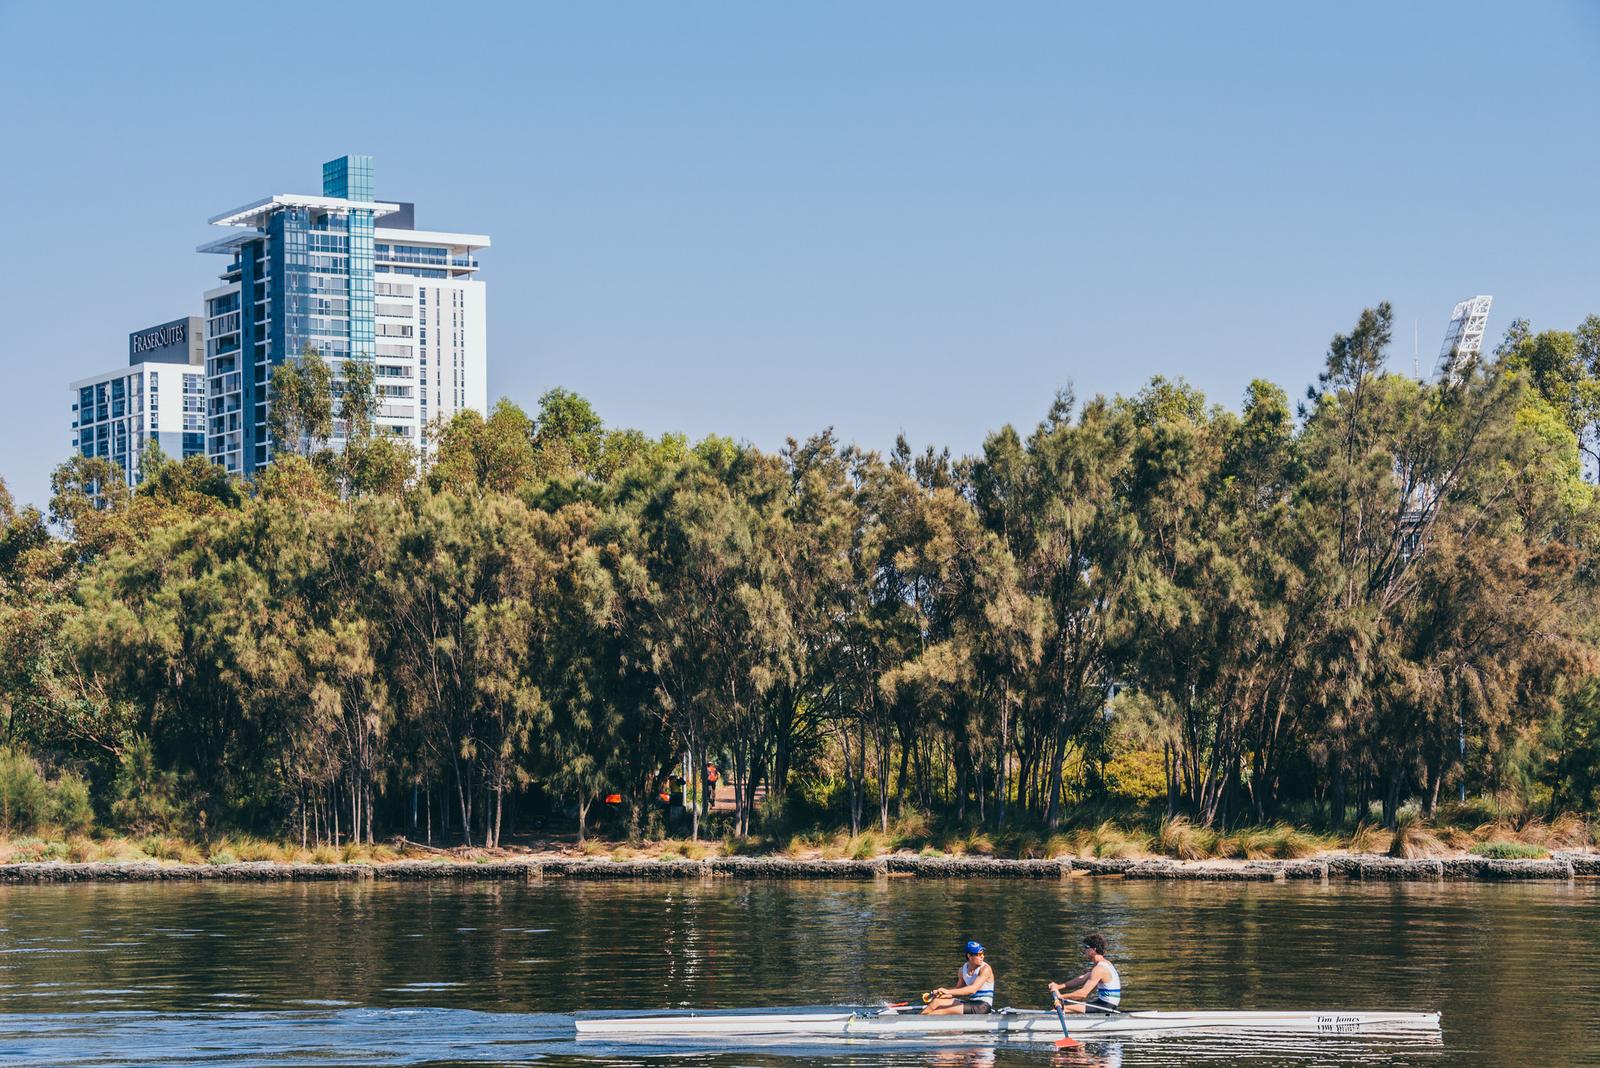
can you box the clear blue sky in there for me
[1,1,1596,509]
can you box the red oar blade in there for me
[1055,1035,1080,1049]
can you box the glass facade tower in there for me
[200,155,490,477]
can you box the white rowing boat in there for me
[576,1006,1442,1039]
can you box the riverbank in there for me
[4,850,1598,883]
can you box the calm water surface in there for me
[0,877,1593,1066]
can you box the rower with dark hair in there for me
[1048,934,1121,1014]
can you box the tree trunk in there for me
[1330,756,1346,828]
[455,763,473,848]
[1382,765,1404,829]
[997,683,1010,830]
[1045,730,1067,830]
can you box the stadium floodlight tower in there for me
[1425,294,1493,799]
[1435,295,1493,381]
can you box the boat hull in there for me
[576,1007,1442,1039]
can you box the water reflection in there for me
[0,880,1590,1065]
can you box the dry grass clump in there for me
[1216,823,1331,860]
[1508,814,1592,850]
[890,810,932,841]
[309,844,339,864]
[1157,817,1217,860]
[207,836,294,864]
[139,835,204,864]
[337,842,398,864]
[1346,822,1388,853]
[960,832,996,857]
[657,838,715,860]
[848,831,893,860]
[1058,820,1152,859]
[1388,813,1445,859]
[1435,823,1480,851]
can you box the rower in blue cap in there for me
[922,940,996,1015]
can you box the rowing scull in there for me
[575,1006,1441,1039]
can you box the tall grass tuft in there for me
[1388,812,1444,859]
[1347,822,1388,853]
[1157,817,1217,860]
[1217,823,1330,860]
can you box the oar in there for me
[1050,990,1079,1050]
[1064,999,1125,1016]
[881,992,935,1010]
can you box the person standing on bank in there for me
[923,940,996,1015]
[1048,934,1121,1012]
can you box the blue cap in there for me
[964,941,984,955]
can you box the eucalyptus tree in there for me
[383,491,554,845]
[1291,306,1580,823]
[266,345,335,458]
[876,445,1039,829]
[428,400,538,495]
[1120,379,1310,826]
[969,392,1139,825]
[71,504,292,824]
[611,438,790,838]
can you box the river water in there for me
[0,877,1593,1066]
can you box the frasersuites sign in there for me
[128,317,197,364]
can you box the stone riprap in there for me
[1,852,1594,883]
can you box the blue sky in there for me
[1,1,1596,509]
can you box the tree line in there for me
[3,306,1599,847]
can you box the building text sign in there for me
[129,318,197,363]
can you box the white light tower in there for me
[1435,295,1493,380]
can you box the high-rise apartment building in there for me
[69,317,207,487]
[199,155,489,475]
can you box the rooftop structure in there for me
[199,155,490,475]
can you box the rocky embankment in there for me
[2,851,1597,883]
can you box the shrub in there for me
[48,772,94,835]
[1104,748,1167,803]
[1436,796,1520,828]
[110,737,185,835]
[66,837,103,863]
[1470,841,1548,860]
[0,748,50,834]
